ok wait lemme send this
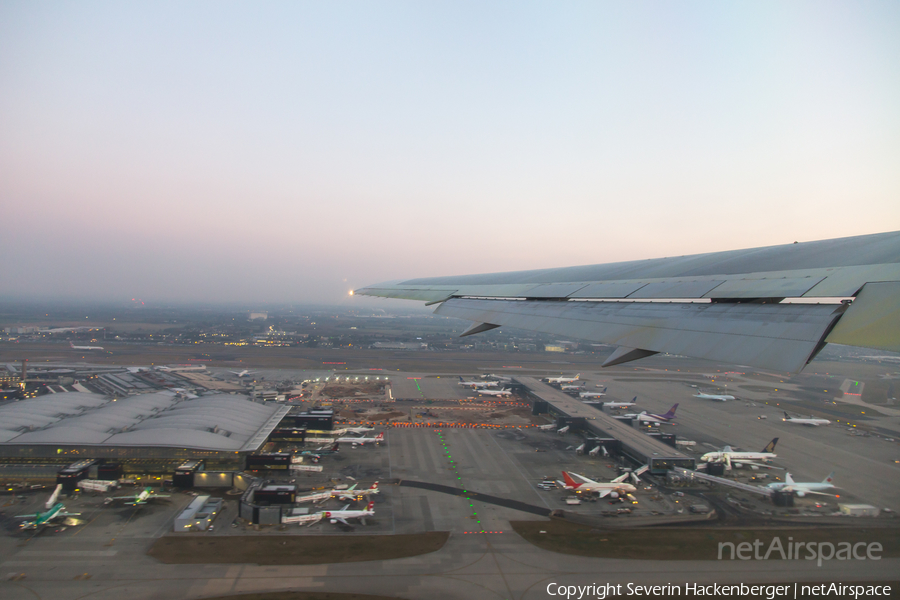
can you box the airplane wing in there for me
[335,517,349,525]
[780,487,835,497]
[733,460,783,470]
[570,472,599,484]
[356,231,900,373]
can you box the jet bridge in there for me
[674,467,793,506]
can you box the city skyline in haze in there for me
[2,2,898,305]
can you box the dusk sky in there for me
[2,1,898,306]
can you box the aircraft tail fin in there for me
[561,471,581,489]
[367,501,375,511]
[785,472,795,484]
[762,437,779,453]
[660,404,679,419]
[823,471,835,485]
[783,411,791,419]
[375,433,384,441]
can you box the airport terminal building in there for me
[0,391,290,473]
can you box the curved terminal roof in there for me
[0,392,289,451]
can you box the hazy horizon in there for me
[2,2,898,305]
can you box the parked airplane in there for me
[300,442,340,460]
[579,387,608,399]
[229,369,257,378]
[106,486,171,506]
[622,404,678,424]
[16,502,81,529]
[561,471,636,498]
[458,377,498,388]
[547,374,580,384]
[782,412,831,426]
[557,425,570,435]
[700,438,780,469]
[603,396,636,409]
[694,391,735,401]
[321,501,375,525]
[538,424,557,431]
[560,383,584,391]
[477,387,512,397]
[332,482,380,501]
[70,341,104,351]
[335,432,384,446]
[766,472,838,497]
[354,231,900,374]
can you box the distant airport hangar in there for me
[0,391,293,474]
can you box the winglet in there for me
[602,347,659,367]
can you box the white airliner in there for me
[229,369,257,378]
[766,472,838,497]
[335,432,384,446]
[478,387,512,397]
[579,387,607,399]
[106,486,171,506]
[322,501,375,525]
[557,425,570,435]
[700,438,779,469]
[602,396,636,409]
[70,341,104,351]
[622,404,678,424]
[332,482,380,501]
[561,471,636,498]
[538,424,557,431]
[546,373,580,384]
[560,383,584,391]
[782,412,831,426]
[458,377,498,388]
[694,391,735,401]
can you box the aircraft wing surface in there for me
[356,231,900,373]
